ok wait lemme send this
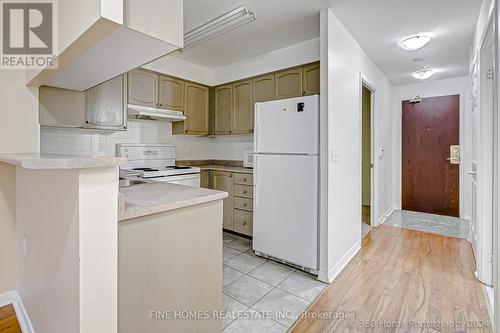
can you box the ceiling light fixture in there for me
[399,35,431,51]
[412,69,436,80]
[183,6,257,50]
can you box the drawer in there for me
[233,197,253,212]
[233,173,253,185]
[233,184,253,198]
[233,209,253,236]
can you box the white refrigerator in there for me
[253,95,319,273]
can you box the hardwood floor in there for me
[292,225,492,332]
[0,304,21,333]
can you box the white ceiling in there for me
[329,0,483,85]
[172,0,325,68]
[172,0,483,85]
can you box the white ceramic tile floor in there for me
[222,232,327,332]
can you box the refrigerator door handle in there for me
[254,154,258,207]
[254,105,259,152]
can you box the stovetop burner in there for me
[165,166,192,170]
[132,168,160,172]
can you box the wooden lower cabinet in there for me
[233,209,253,236]
[209,171,254,237]
[200,170,210,189]
[213,172,234,230]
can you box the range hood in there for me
[127,104,186,122]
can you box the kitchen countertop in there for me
[0,153,126,170]
[118,182,228,221]
[198,165,253,174]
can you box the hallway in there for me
[292,225,491,332]
[385,210,470,239]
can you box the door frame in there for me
[360,75,377,228]
[396,92,467,219]
[495,0,500,327]
[475,13,496,287]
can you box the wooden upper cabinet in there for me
[180,82,209,135]
[303,62,320,96]
[128,69,158,107]
[84,75,127,130]
[253,75,275,103]
[232,80,254,134]
[158,76,184,111]
[39,86,85,128]
[275,68,303,100]
[214,85,233,135]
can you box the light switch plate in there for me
[378,147,385,159]
[330,148,341,162]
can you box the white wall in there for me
[212,38,320,85]
[40,121,253,161]
[143,55,214,86]
[0,69,39,294]
[319,9,394,282]
[392,76,471,219]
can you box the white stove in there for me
[117,144,200,187]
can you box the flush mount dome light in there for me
[412,69,436,80]
[399,35,431,51]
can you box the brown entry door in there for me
[402,95,460,217]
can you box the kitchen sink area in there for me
[119,178,147,188]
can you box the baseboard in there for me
[483,285,494,330]
[320,240,361,283]
[375,208,395,227]
[0,291,34,333]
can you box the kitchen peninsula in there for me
[0,154,227,333]
[118,182,227,332]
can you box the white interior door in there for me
[474,23,495,285]
[253,154,318,269]
[470,61,479,261]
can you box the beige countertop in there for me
[198,165,253,174]
[118,182,228,221]
[0,153,126,170]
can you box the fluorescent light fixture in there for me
[183,6,256,50]
[399,35,431,51]
[412,69,436,80]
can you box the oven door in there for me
[150,174,200,187]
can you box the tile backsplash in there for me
[40,120,253,161]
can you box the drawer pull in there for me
[243,203,247,207]
[242,221,247,226]
[243,190,247,194]
[243,178,247,182]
